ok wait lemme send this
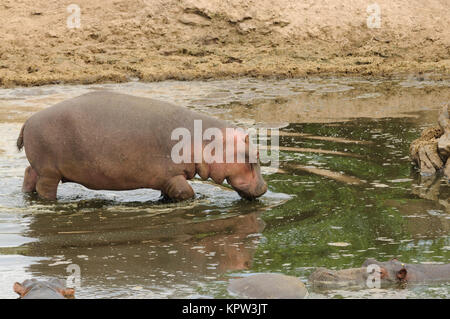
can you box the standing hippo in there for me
[17,92,267,201]
[14,278,75,299]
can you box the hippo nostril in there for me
[256,182,268,197]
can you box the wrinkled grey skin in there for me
[363,258,450,283]
[309,267,371,290]
[14,278,75,299]
[228,273,308,299]
[17,92,267,201]
[309,258,450,291]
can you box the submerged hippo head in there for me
[309,260,411,291]
[362,258,410,284]
[14,278,75,299]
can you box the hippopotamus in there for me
[13,278,75,299]
[309,258,450,291]
[227,273,308,299]
[17,92,267,201]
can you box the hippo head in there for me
[227,161,267,200]
[362,258,409,284]
[198,129,268,200]
[309,259,414,291]
[225,133,267,200]
[14,278,75,299]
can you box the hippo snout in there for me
[253,181,268,198]
[236,181,268,200]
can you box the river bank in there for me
[0,0,449,87]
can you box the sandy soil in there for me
[0,0,449,87]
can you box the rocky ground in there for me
[0,0,449,87]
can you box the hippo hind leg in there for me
[22,166,38,193]
[161,175,195,202]
[35,172,61,201]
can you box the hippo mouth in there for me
[232,182,268,200]
[237,189,258,200]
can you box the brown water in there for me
[0,76,449,299]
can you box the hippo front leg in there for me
[161,175,195,201]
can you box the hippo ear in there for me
[243,134,259,163]
[58,287,75,298]
[396,268,407,281]
[13,282,30,297]
[362,258,378,267]
[244,134,249,145]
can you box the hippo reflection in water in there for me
[309,258,450,290]
[14,278,75,299]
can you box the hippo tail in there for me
[17,123,25,151]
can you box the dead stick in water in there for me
[287,164,365,185]
[259,145,363,158]
[58,230,95,234]
[270,131,373,145]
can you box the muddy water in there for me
[0,77,449,299]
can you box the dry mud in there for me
[0,0,449,87]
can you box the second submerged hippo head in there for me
[362,258,410,284]
[309,259,412,291]
[14,278,75,299]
